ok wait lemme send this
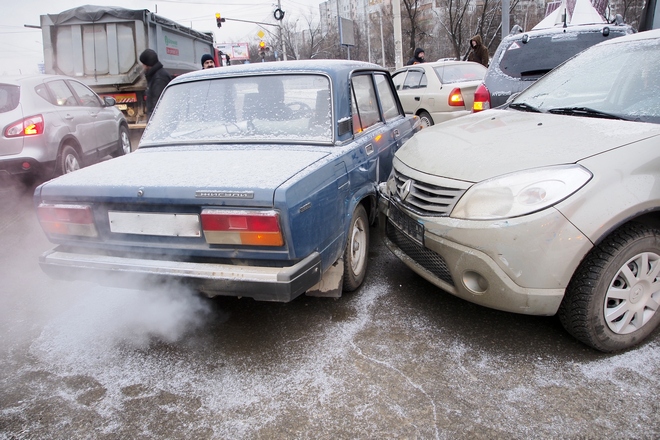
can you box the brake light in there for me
[472,83,491,112]
[448,88,465,107]
[201,209,284,246]
[5,115,45,137]
[37,203,98,237]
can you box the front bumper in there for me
[39,248,322,302]
[378,193,592,316]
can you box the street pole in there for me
[392,0,403,68]
[277,0,288,60]
[379,13,385,67]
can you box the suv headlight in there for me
[451,164,592,220]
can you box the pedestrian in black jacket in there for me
[139,49,173,120]
[406,48,426,65]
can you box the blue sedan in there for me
[35,60,420,301]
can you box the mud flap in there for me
[305,258,344,298]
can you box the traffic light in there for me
[215,13,225,28]
[258,40,266,51]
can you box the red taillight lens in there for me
[472,83,491,112]
[37,203,98,237]
[5,115,45,137]
[448,87,465,107]
[201,209,284,246]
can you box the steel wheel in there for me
[559,224,660,352]
[343,204,369,292]
[113,126,131,157]
[59,145,81,175]
[418,110,434,128]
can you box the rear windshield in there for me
[433,63,487,84]
[142,74,333,145]
[0,84,20,113]
[498,30,629,79]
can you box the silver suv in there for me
[473,21,634,112]
[0,74,130,185]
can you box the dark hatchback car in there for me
[473,21,634,111]
[34,60,420,302]
[0,74,130,185]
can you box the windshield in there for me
[0,84,20,113]
[498,30,628,79]
[141,74,333,145]
[511,38,660,124]
[433,63,486,84]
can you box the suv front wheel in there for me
[559,223,660,352]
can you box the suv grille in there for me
[392,168,468,216]
[386,221,454,287]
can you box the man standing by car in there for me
[201,53,216,69]
[406,48,426,65]
[467,35,489,67]
[139,48,172,120]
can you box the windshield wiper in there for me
[508,102,543,113]
[547,106,627,120]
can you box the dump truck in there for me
[40,5,217,126]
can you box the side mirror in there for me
[104,96,117,107]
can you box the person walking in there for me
[406,48,426,65]
[201,53,216,69]
[139,48,172,120]
[467,35,489,67]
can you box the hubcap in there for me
[64,154,80,173]
[604,252,660,334]
[121,131,131,154]
[350,216,367,275]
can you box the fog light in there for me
[462,271,488,295]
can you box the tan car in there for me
[380,30,660,352]
[392,61,486,128]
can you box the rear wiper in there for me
[548,106,626,120]
[508,102,542,113]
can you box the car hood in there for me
[396,109,660,182]
[37,145,331,204]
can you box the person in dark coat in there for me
[201,53,216,69]
[467,35,489,67]
[406,48,425,65]
[139,49,173,120]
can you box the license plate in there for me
[108,212,201,237]
[115,104,128,111]
[388,203,424,245]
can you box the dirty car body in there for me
[379,30,660,351]
[35,60,419,302]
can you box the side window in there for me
[34,84,56,105]
[68,81,101,107]
[402,70,424,89]
[391,71,406,91]
[351,74,381,134]
[48,80,78,107]
[374,73,401,121]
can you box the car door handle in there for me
[64,114,74,120]
[414,97,420,101]
[393,129,400,138]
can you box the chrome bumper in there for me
[40,249,322,302]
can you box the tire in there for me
[558,223,660,352]
[343,204,369,292]
[418,110,434,128]
[58,145,82,175]
[112,125,131,157]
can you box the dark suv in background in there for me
[473,21,635,111]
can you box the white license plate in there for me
[108,212,201,237]
[115,104,128,111]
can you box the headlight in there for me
[451,164,592,220]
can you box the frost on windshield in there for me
[142,74,333,144]
[513,39,660,124]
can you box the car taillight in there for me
[37,203,98,237]
[448,88,465,107]
[472,83,491,112]
[201,209,284,246]
[5,115,45,137]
